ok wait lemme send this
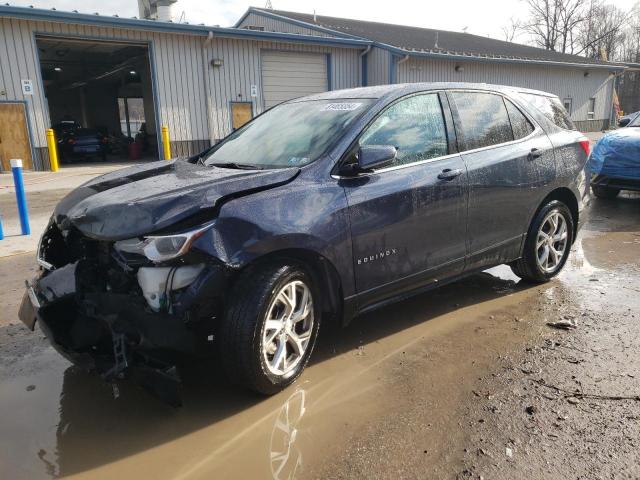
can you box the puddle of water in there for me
[0,268,550,480]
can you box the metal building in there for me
[0,4,627,172]
[237,8,627,132]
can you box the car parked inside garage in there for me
[19,83,590,404]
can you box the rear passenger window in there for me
[359,94,448,167]
[519,93,576,130]
[451,92,514,151]
[505,99,535,139]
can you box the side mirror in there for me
[357,145,397,171]
[619,118,630,127]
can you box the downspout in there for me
[391,54,409,84]
[360,45,371,87]
[202,31,214,147]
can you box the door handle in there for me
[528,148,542,161]
[437,168,463,181]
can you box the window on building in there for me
[242,25,265,31]
[359,93,448,167]
[588,97,596,120]
[563,98,573,115]
[518,93,576,131]
[118,97,145,137]
[504,99,535,140]
[451,92,514,151]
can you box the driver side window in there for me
[359,94,448,168]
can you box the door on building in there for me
[261,51,328,109]
[0,103,32,171]
[231,102,253,130]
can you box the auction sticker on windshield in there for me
[322,103,363,111]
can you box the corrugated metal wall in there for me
[0,16,211,168]
[396,57,614,123]
[0,16,362,169]
[237,12,333,37]
[366,47,390,86]
[204,38,361,140]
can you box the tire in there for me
[510,200,574,283]
[218,261,321,395]
[591,185,620,199]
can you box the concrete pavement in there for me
[0,162,137,257]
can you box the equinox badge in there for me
[357,248,398,265]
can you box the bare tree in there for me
[501,17,523,42]
[575,0,627,59]
[522,0,584,52]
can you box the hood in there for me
[54,159,299,240]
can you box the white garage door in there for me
[261,51,328,109]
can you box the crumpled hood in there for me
[54,159,299,240]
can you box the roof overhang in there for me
[0,5,372,48]
[242,7,627,72]
[382,43,627,71]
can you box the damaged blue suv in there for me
[20,83,590,404]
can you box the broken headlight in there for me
[114,223,213,263]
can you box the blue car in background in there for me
[590,114,640,198]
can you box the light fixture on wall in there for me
[455,65,464,72]
[54,67,62,72]
[211,58,224,67]
[129,70,137,75]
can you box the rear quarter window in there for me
[504,99,535,140]
[519,93,576,131]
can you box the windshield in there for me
[628,114,640,127]
[203,99,373,169]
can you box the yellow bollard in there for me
[45,129,59,172]
[161,125,171,160]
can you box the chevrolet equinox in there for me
[19,83,591,404]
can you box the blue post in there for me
[0,214,4,240]
[11,159,30,236]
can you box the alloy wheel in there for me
[262,280,314,378]
[536,210,568,273]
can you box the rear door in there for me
[261,51,328,109]
[341,93,467,307]
[448,91,555,270]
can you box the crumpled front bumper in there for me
[19,260,229,406]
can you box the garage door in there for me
[261,51,328,109]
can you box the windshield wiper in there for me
[209,162,263,170]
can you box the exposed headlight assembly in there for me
[114,223,213,263]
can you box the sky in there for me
[6,0,639,42]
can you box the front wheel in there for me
[510,200,574,283]
[218,262,320,395]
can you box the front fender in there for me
[190,177,356,297]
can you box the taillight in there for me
[579,139,590,157]
[101,137,108,144]
[67,138,76,145]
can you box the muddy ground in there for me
[0,192,638,480]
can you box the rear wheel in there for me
[218,262,320,395]
[510,200,574,283]
[592,185,620,199]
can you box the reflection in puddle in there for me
[270,388,307,480]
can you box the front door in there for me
[448,91,555,269]
[0,103,32,171]
[341,93,467,308]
